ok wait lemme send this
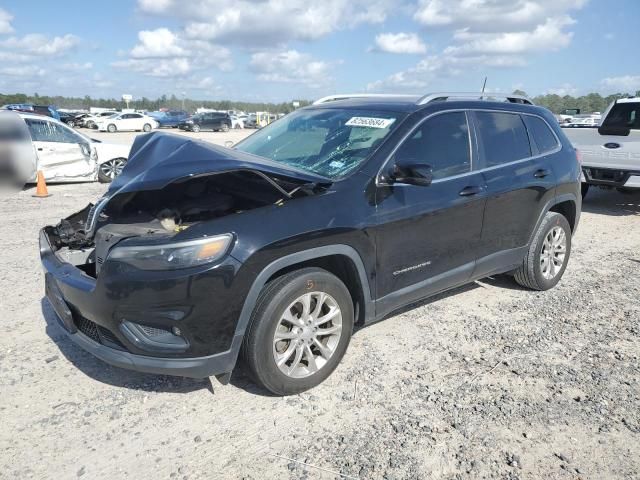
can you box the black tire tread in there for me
[514,212,569,291]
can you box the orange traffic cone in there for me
[32,170,51,198]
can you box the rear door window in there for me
[474,111,531,168]
[523,115,559,154]
[25,119,83,143]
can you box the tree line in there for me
[1,90,639,115]
[514,90,640,114]
[0,92,311,114]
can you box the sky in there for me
[0,0,638,102]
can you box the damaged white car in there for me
[11,111,131,183]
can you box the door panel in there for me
[25,118,94,180]
[471,111,557,276]
[373,111,486,316]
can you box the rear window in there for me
[602,103,640,130]
[475,112,531,167]
[523,116,559,154]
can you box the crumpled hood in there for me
[107,132,329,194]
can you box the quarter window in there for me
[523,116,559,154]
[475,111,531,167]
[395,111,471,180]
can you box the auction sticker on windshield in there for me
[345,117,395,128]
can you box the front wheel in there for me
[143,123,152,132]
[192,124,201,133]
[514,212,572,291]
[221,123,230,132]
[98,158,127,183]
[242,267,354,395]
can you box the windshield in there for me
[235,108,401,179]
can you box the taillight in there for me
[575,148,582,166]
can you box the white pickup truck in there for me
[563,97,640,198]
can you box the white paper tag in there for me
[345,117,395,129]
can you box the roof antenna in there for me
[481,76,487,94]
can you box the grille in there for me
[139,324,171,337]
[74,315,126,351]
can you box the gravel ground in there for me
[1,130,639,479]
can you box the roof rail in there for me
[312,94,418,105]
[417,92,534,106]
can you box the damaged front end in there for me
[40,132,331,378]
[44,132,330,278]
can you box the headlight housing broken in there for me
[108,234,233,270]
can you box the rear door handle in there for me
[459,185,484,196]
[534,169,551,178]
[37,147,43,151]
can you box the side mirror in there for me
[389,160,433,186]
[598,125,630,137]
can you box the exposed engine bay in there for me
[46,170,323,276]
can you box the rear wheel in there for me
[514,212,571,291]
[98,158,127,183]
[242,267,354,395]
[107,124,116,133]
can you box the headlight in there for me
[108,234,233,270]
[185,119,193,123]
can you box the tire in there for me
[581,183,589,199]
[242,267,354,395]
[234,123,242,129]
[514,212,572,291]
[192,124,201,133]
[107,124,116,133]
[143,123,152,133]
[221,123,230,132]
[67,120,75,128]
[98,158,127,183]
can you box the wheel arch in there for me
[529,193,579,245]
[234,245,373,341]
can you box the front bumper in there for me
[40,228,243,378]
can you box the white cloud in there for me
[446,16,575,56]
[414,0,587,32]
[138,0,394,45]
[62,62,93,71]
[369,0,586,93]
[0,33,79,56]
[0,8,13,34]
[373,32,427,54]
[130,28,188,58]
[601,75,640,93]
[250,50,334,88]
[115,27,232,78]
[546,83,579,96]
[0,65,46,77]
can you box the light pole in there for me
[181,92,186,111]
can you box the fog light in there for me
[172,326,182,336]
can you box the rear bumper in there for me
[582,167,640,188]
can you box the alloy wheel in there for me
[272,291,343,379]
[540,226,566,280]
[99,158,126,180]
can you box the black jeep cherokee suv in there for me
[40,93,581,395]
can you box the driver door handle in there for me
[534,169,551,178]
[459,185,484,197]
